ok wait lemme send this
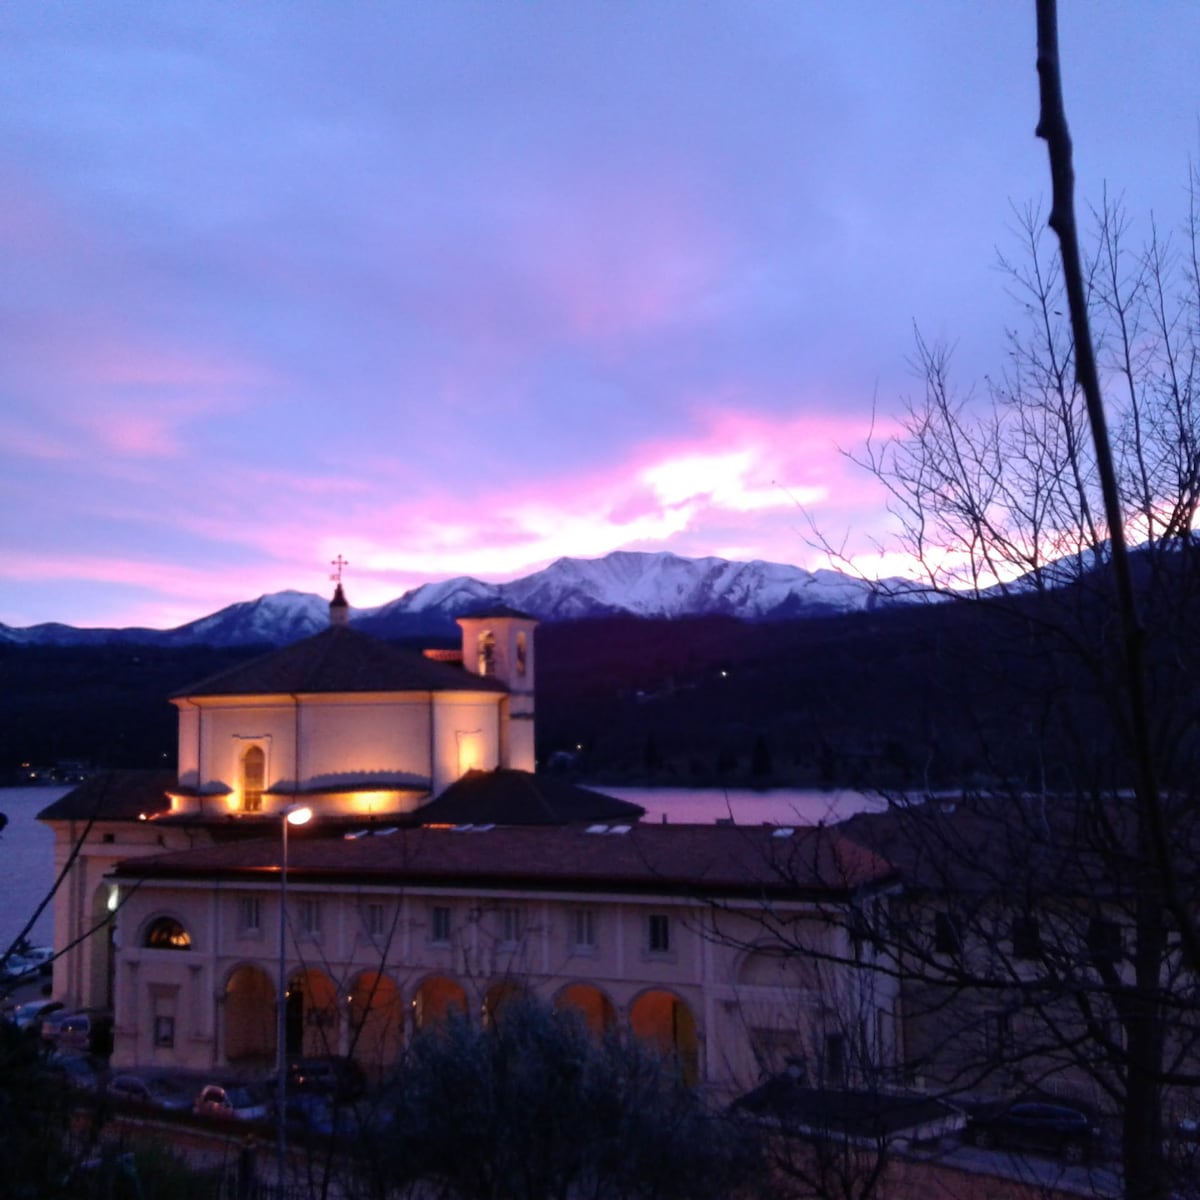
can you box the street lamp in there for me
[277,803,312,1182]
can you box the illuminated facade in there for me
[38,590,539,1015]
[107,822,897,1094]
[39,588,900,1095]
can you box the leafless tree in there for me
[813,8,1200,1200]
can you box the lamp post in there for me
[277,803,312,1183]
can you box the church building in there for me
[39,587,899,1094]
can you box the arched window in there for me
[516,631,527,677]
[477,631,496,677]
[242,745,265,813]
[144,917,191,950]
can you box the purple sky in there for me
[2,3,1197,630]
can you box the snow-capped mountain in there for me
[0,551,910,649]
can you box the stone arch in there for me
[287,967,340,1058]
[224,963,276,1064]
[142,915,192,950]
[347,971,404,1074]
[411,975,468,1032]
[481,979,529,1029]
[554,983,617,1037]
[477,630,496,676]
[735,942,826,1077]
[736,944,820,989]
[629,988,699,1085]
[241,744,265,812]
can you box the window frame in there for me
[570,908,597,953]
[363,902,385,939]
[144,916,192,951]
[236,895,262,938]
[240,744,266,813]
[430,904,452,946]
[298,897,322,938]
[497,905,522,947]
[646,912,671,955]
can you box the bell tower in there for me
[456,606,538,771]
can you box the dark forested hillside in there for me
[0,643,263,779]
[1,588,1149,792]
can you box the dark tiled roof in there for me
[113,821,894,899]
[415,770,644,826]
[835,790,1186,899]
[174,625,508,698]
[37,770,175,822]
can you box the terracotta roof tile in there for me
[113,821,895,899]
[415,769,645,826]
[174,625,507,698]
[37,770,175,822]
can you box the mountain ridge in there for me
[0,551,911,649]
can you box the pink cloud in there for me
[0,551,265,612]
[11,328,277,460]
[277,402,905,599]
[0,399,911,628]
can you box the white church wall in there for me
[297,694,432,790]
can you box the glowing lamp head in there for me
[285,805,313,826]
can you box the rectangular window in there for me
[985,1010,1013,1059]
[933,911,961,955]
[498,906,521,946]
[430,905,452,945]
[1011,914,1040,960]
[364,903,385,938]
[154,1015,175,1048]
[571,909,597,950]
[299,898,321,937]
[237,896,261,936]
[647,913,671,954]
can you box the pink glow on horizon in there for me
[0,385,912,629]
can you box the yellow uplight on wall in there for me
[349,791,393,816]
[457,731,484,775]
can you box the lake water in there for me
[601,786,885,827]
[0,786,67,954]
[0,784,883,957]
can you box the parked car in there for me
[108,1073,194,1112]
[20,946,54,978]
[0,954,38,982]
[42,1008,113,1056]
[285,1055,366,1101]
[966,1102,1100,1163]
[2,998,63,1032]
[193,1081,272,1122]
